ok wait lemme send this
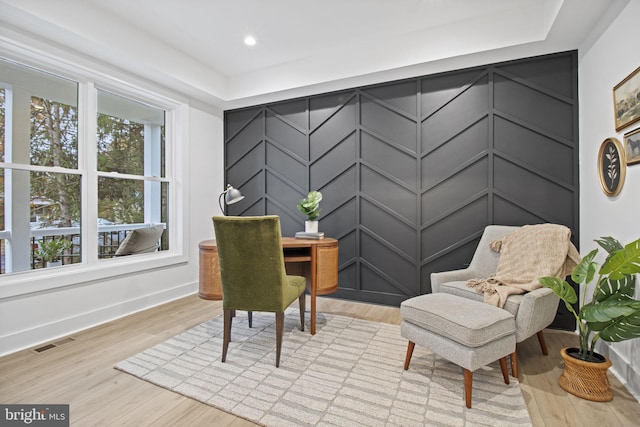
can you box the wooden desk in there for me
[199,237,339,334]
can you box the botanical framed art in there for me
[625,128,640,165]
[598,137,626,196]
[614,66,640,132]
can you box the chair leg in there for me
[404,341,415,370]
[222,309,233,362]
[298,293,305,331]
[248,311,253,328]
[537,330,548,355]
[510,351,518,378]
[499,357,510,385]
[463,368,473,409]
[275,312,284,367]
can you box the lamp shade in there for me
[219,184,244,215]
[225,186,244,205]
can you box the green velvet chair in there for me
[212,215,306,367]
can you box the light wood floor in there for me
[1,294,639,426]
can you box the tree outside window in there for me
[30,96,80,229]
[96,90,168,258]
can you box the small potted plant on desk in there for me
[539,236,640,402]
[35,238,73,268]
[297,190,322,233]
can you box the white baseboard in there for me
[599,342,640,403]
[0,281,197,357]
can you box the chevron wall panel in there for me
[224,51,579,309]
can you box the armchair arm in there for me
[430,268,477,293]
[514,287,560,342]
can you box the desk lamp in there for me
[218,184,244,215]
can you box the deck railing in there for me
[0,223,166,274]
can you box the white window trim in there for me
[0,41,190,299]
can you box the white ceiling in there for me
[0,0,627,108]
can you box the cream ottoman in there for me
[401,293,516,408]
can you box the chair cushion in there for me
[438,281,522,316]
[401,293,515,348]
[284,275,307,302]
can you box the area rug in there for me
[115,310,531,426]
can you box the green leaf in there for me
[571,249,598,284]
[597,309,640,342]
[580,299,640,324]
[600,237,640,280]
[595,236,624,254]
[297,191,323,220]
[306,191,323,205]
[594,274,636,302]
[539,276,577,304]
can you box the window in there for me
[0,59,80,274]
[0,56,176,279]
[96,90,168,258]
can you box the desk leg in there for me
[310,249,318,335]
[310,286,317,335]
[287,261,316,335]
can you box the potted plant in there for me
[297,190,322,233]
[539,236,640,401]
[35,238,73,267]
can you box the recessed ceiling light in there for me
[244,36,256,46]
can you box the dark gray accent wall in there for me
[224,51,579,309]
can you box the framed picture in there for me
[614,66,640,132]
[598,137,626,196]
[625,127,640,165]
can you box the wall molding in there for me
[224,51,579,311]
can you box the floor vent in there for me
[33,337,75,354]
[33,344,56,353]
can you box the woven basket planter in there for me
[559,347,613,402]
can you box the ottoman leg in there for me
[404,341,415,370]
[499,357,510,384]
[463,368,473,408]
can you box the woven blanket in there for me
[467,224,581,307]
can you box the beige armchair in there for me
[431,225,570,377]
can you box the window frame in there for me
[0,48,189,299]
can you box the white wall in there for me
[579,0,640,401]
